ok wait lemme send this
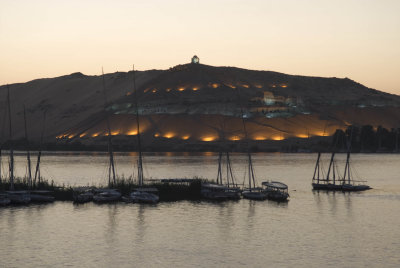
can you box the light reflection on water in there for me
[0,153,400,267]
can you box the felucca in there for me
[93,69,121,203]
[123,65,159,204]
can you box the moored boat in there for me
[123,188,159,204]
[262,181,289,201]
[0,193,11,206]
[29,190,55,202]
[124,66,159,204]
[311,152,343,191]
[73,187,94,203]
[242,187,267,200]
[7,191,31,205]
[201,183,241,201]
[93,189,121,203]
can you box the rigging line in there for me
[132,65,144,186]
[23,105,32,188]
[7,85,15,190]
[34,111,46,187]
[101,68,116,187]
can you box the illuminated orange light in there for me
[211,83,219,88]
[296,134,309,139]
[68,134,74,139]
[178,87,185,92]
[242,84,250,88]
[164,133,175,139]
[271,85,276,88]
[255,84,263,89]
[79,133,86,138]
[230,136,241,141]
[127,130,138,135]
[182,135,190,140]
[271,136,285,141]
[152,89,157,93]
[315,132,328,137]
[92,133,99,137]
[280,84,287,88]
[192,87,199,91]
[225,84,236,89]
[111,131,120,136]
[154,133,160,137]
[201,136,216,142]
[254,136,267,141]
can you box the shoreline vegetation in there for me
[0,177,204,202]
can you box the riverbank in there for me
[0,177,204,202]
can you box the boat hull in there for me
[8,195,31,205]
[125,191,159,204]
[73,193,94,203]
[93,190,121,203]
[265,192,289,202]
[312,183,342,191]
[242,191,267,200]
[342,184,371,191]
[0,198,11,206]
[312,183,371,191]
[30,194,55,203]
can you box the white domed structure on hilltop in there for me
[191,55,199,64]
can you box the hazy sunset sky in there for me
[1,0,399,94]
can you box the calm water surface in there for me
[1,152,400,267]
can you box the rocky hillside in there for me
[1,62,400,149]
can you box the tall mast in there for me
[241,111,255,189]
[34,111,46,186]
[0,143,2,184]
[343,151,351,184]
[0,100,6,184]
[226,152,230,187]
[343,127,353,184]
[312,152,321,183]
[217,151,222,184]
[325,152,335,183]
[226,152,235,186]
[102,69,116,187]
[23,105,32,188]
[7,85,14,190]
[132,65,143,186]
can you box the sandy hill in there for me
[1,62,400,149]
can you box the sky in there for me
[1,0,399,94]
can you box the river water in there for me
[1,152,399,267]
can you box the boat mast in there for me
[325,152,335,184]
[217,151,222,184]
[241,115,255,189]
[101,69,116,187]
[34,111,46,187]
[226,152,235,187]
[7,85,14,190]
[23,105,32,188]
[132,65,143,186]
[343,151,351,184]
[343,127,353,184]
[312,152,321,183]
[0,115,4,185]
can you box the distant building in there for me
[191,55,199,64]
[262,91,286,105]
